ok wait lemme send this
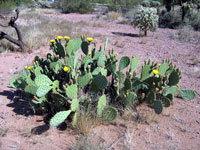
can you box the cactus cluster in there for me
[10,36,196,128]
[134,6,159,36]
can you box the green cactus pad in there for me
[159,63,169,75]
[168,70,181,86]
[97,94,107,116]
[102,106,118,121]
[125,92,137,107]
[92,67,101,75]
[77,73,92,88]
[154,100,163,114]
[163,86,178,96]
[119,56,130,72]
[81,56,92,65]
[97,54,105,67]
[56,42,65,58]
[50,110,72,127]
[36,85,52,97]
[93,51,105,60]
[92,75,108,90]
[104,38,109,51]
[9,77,19,88]
[26,74,34,85]
[66,84,78,99]
[141,65,151,80]
[71,98,79,111]
[124,78,132,90]
[19,72,27,80]
[130,56,138,73]
[65,56,75,68]
[35,74,53,87]
[146,91,156,104]
[24,84,38,95]
[81,41,89,55]
[66,38,82,55]
[72,111,78,126]
[179,90,196,100]
[162,96,171,107]
[35,66,43,77]
[101,68,107,76]
[84,59,93,70]
[52,80,59,93]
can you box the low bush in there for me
[10,36,195,129]
[57,0,94,14]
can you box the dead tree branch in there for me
[0,9,25,50]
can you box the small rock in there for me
[186,66,200,77]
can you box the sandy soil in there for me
[0,13,200,150]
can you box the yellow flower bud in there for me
[28,66,33,70]
[88,52,92,56]
[158,64,161,66]
[153,69,159,75]
[64,36,70,40]
[57,36,63,40]
[24,66,28,69]
[63,66,70,72]
[50,40,55,43]
[87,37,94,42]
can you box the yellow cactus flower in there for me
[158,64,161,66]
[24,66,28,69]
[63,66,70,72]
[28,66,33,70]
[153,70,159,75]
[87,37,94,42]
[88,52,92,56]
[50,39,55,43]
[64,36,70,40]
[57,36,63,40]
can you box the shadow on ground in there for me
[112,32,139,37]
[0,89,34,116]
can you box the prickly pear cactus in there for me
[119,56,130,72]
[91,75,108,90]
[50,110,72,127]
[77,73,92,88]
[36,85,52,97]
[66,84,78,99]
[154,100,163,114]
[35,74,52,87]
[71,98,79,111]
[102,106,118,121]
[97,94,106,116]
[179,90,196,100]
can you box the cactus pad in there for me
[66,84,78,99]
[81,41,89,55]
[179,90,196,100]
[77,73,92,88]
[163,86,178,96]
[50,110,72,127]
[154,100,163,114]
[125,92,137,107]
[97,94,107,116]
[130,56,138,73]
[159,63,169,75]
[35,74,52,87]
[119,56,130,72]
[56,42,65,58]
[24,84,38,95]
[102,106,118,121]
[36,85,52,97]
[71,98,79,111]
[92,75,108,90]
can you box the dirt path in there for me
[0,13,200,150]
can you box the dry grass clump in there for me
[105,11,122,21]
[69,135,107,150]
[75,111,102,135]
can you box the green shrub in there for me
[9,36,196,129]
[134,6,159,36]
[58,0,94,14]
[159,10,182,29]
